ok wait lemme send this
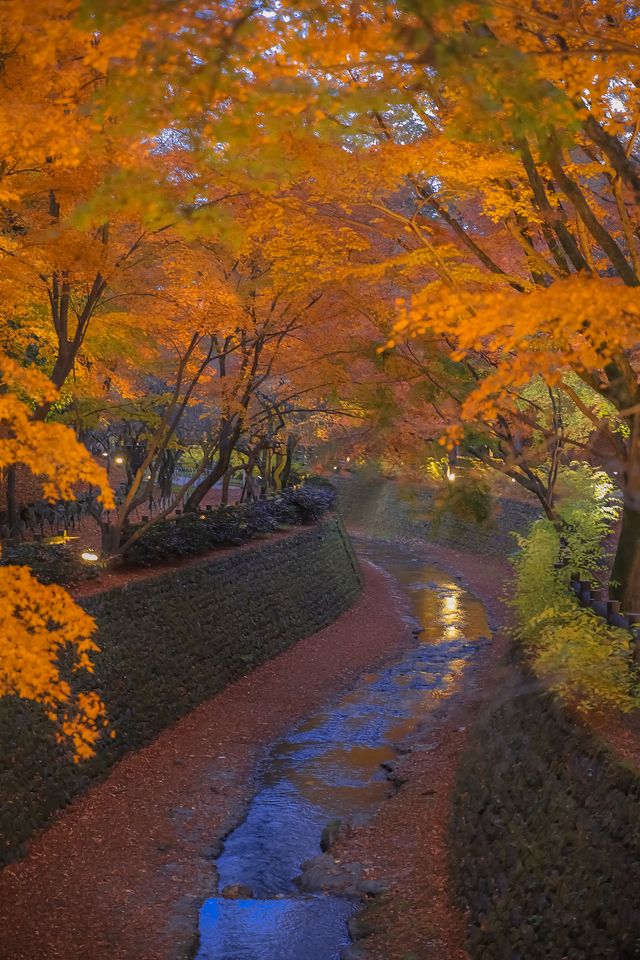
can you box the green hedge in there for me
[0,516,362,867]
[0,483,337,585]
[451,658,640,960]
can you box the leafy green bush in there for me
[124,483,336,567]
[511,464,635,711]
[283,483,336,522]
[0,542,102,586]
[2,484,337,575]
[431,473,493,534]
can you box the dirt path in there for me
[335,537,512,960]
[0,562,413,960]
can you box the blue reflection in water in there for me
[198,897,354,960]
[195,541,490,960]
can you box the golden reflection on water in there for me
[443,593,459,614]
[392,561,490,646]
[268,741,397,812]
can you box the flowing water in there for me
[195,540,490,960]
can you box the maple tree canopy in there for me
[2,0,640,749]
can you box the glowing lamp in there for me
[81,551,99,562]
[114,455,124,464]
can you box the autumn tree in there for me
[0,358,113,759]
[246,0,640,605]
[12,0,640,730]
[382,0,640,604]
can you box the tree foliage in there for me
[4,0,640,742]
[512,465,633,711]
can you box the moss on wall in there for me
[335,476,539,556]
[451,660,640,960]
[0,516,362,867]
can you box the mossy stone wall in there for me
[0,516,362,867]
[451,661,640,960]
[335,475,539,556]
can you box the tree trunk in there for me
[260,450,270,499]
[6,465,22,538]
[184,457,229,512]
[273,452,286,492]
[221,469,230,506]
[100,523,122,555]
[184,425,239,512]
[610,499,640,610]
[281,434,299,488]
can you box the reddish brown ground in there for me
[0,561,414,960]
[584,707,640,768]
[335,537,513,960]
[1,531,515,960]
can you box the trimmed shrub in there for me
[2,483,338,577]
[0,542,101,586]
[283,483,336,522]
[124,483,337,567]
[124,507,252,566]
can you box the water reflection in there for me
[198,897,354,960]
[195,540,490,960]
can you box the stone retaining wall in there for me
[0,516,362,867]
[451,659,640,960]
[335,475,540,555]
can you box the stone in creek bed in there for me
[320,818,344,852]
[348,911,380,941]
[295,853,365,897]
[201,839,224,860]
[381,759,409,787]
[221,883,253,899]
[340,945,373,960]
[360,879,389,897]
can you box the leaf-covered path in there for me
[0,540,510,960]
[0,561,413,960]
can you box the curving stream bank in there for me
[194,541,491,960]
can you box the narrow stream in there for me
[195,540,490,960]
